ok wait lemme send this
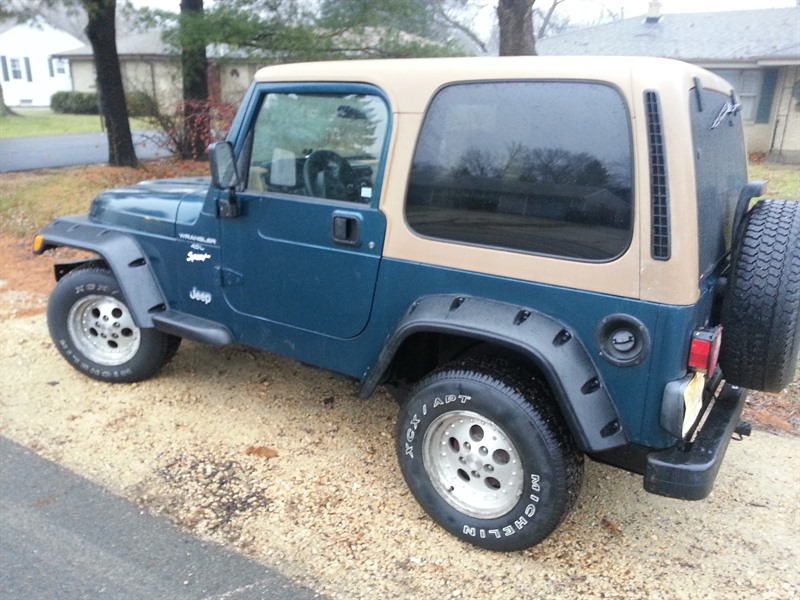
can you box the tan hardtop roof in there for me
[253,56,725,113]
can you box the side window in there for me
[246,92,389,203]
[690,86,747,279]
[406,82,633,261]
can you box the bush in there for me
[125,91,159,118]
[50,91,99,115]
[143,99,237,160]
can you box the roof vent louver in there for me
[645,90,670,261]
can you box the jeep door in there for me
[219,85,390,339]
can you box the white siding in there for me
[0,21,82,107]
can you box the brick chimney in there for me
[646,0,662,23]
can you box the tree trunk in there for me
[82,0,138,167]
[180,0,209,160]
[498,0,537,56]
[0,83,17,117]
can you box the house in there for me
[0,19,83,107]
[54,31,261,110]
[538,3,800,163]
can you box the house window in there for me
[9,58,22,80]
[49,58,67,77]
[711,69,762,122]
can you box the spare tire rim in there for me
[67,294,141,366]
[422,410,524,519]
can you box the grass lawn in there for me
[748,159,800,200]
[0,159,210,237]
[0,108,151,139]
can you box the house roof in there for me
[54,31,175,60]
[538,7,800,65]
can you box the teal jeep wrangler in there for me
[34,57,800,551]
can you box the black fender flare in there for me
[34,218,167,328]
[361,294,627,453]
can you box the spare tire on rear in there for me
[719,199,800,393]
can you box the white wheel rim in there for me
[422,410,524,519]
[67,294,141,366]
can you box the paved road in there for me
[0,436,324,600]
[0,131,171,173]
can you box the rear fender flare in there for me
[361,294,628,453]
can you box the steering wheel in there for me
[303,150,357,201]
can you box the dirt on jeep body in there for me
[1,235,798,600]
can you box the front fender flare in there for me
[361,294,627,453]
[34,218,166,328]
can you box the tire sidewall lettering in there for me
[48,267,171,384]
[397,375,558,550]
[404,393,471,460]
[57,337,133,379]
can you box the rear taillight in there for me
[688,326,723,375]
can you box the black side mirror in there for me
[209,142,241,218]
[210,141,240,190]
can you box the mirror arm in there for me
[218,187,240,219]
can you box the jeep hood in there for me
[88,177,211,236]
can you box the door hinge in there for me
[217,267,244,287]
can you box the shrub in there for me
[143,99,237,160]
[125,91,159,118]
[51,91,99,115]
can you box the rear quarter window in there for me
[405,81,633,261]
[690,86,747,279]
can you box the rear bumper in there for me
[644,383,747,500]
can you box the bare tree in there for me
[497,0,571,56]
[535,0,568,39]
[0,84,17,117]
[497,0,536,56]
[83,0,138,167]
[180,0,210,159]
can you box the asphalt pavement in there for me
[0,436,324,600]
[0,131,172,173]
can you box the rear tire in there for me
[48,267,178,383]
[720,199,800,392]
[396,358,583,552]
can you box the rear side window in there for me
[690,86,747,279]
[406,82,633,261]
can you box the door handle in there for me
[332,213,362,247]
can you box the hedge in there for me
[125,91,159,118]
[51,91,99,115]
[50,90,160,117]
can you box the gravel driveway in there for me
[1,289,798,599]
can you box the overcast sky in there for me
[128,0,799,30]
[129,0,799,16]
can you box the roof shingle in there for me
[538,7,800,63]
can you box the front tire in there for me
[396,358,583,552]
[47,267,178,383]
